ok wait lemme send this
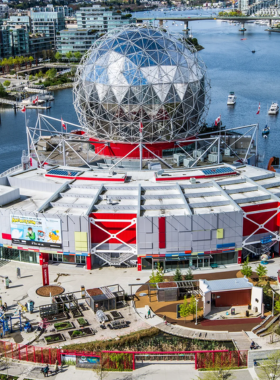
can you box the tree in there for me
[256,263,268,281]
[174,268,182,282]
[46,68,57,80]
[74,51,82,61]
[184,268,193,281]
[155,267,164,283]
[0,83,7,97]
[3,80,10,87]
[28,56,34,67]
[240,256,252,278]
[275,300,280,314]
[149,270,157,288]
[29,75,33,80]
[65,51,73,63]
[188,294,202,321]
[55,52,62,62]
[179,295,191,323]
[258,351,280,380]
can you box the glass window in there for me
[142,258,152,270]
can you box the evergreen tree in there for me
[256,263,268,281]
[174,268,182,282]
[184,268,193,281]
[241,256,252,278]
[179,296,191,324]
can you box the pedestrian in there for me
[43,364,49,377]
[3,302,7,311]
[54,359,59,373]
[147,309,151,318]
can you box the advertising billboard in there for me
[10,215,62,249]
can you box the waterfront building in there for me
[30,7,65,47]
[29,33,53,57]
[5,15,31,32]
[56,28,99,55]
[0,28,11,58]
[76,5,135,32]
[8,27,29,56]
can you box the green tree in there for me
[256,263,268,281]
[55,51,62,62]
[65,51,73,63]
[0,83,7,97]
[184,268,193,281]
[258,350,280,380]
[29,74,33,80]
[46,68,57,80]
[188,294,202,321]
[179,295,191,323]
[74,51,82,61]
[155,267,164,283]
[274,300,280,314]
[149,270,157,288]
[3,80,10,87]
[174,268,182,282]
[28,56,34,67]
[240,256,252,278]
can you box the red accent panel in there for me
[42,263,49,286]
[86,255,92,270]
[90,213,136,245]
[159,217,166,249]
[242,202,279,237]
[89,138,193,159]
[214,289,251,307]
[2,233,11,240]
[238,250,242,264]
[137,256,142,272]
[45,174,126,182]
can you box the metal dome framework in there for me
[74,25,210,145]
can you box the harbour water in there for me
[1,9,280,172]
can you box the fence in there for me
[0,342,248,370]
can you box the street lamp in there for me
[195,298,199,325]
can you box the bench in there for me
[210,263,218,269]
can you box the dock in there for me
[25,105,51,110]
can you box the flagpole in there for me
[25,110,30,157]
[139,121,143,171]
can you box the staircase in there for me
[244,237,276,258]
[229,331,251,351]
[93,251,136,267]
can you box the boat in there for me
[252,50,256,53]
[268,102,279,115]
[239,27,247,31]
[262,126,270,137]
[227,92,236,106]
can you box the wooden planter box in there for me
[54,321,75,332]
[68,328,95,340]
[77,318,89,327]
[44,333,65,345]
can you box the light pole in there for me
[272,290,275,317]
[195,298,199,325]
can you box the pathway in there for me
[229,332,251,351]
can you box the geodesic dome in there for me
[74,25,210,144]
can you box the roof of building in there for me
[1,162,280,217]
[204,277,253,292]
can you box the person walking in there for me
[54,360,59,373]
[43,364,49,377]
[3,303,7,311]
[147,309,151,318]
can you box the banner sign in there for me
[10,215,62,249]
[42,263,49,286]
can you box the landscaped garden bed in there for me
[110,311,123,320]
[68,328,95,340]
[54,321,75,331]
[44,333,66,345]
[77,318,89,327]
[70,308,83,318]
[45,312,68,322]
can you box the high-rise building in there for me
[76,6,135,32]
[6,16,31,32]
[0,29,11,58]
[57,28,99,55]
[0,4,9,19]
[30,7,65,47]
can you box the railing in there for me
[0,164,22,178]
[93,251,136,266]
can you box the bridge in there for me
[136,16,280,29]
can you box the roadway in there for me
[136,15,280,24]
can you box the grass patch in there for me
[77,318,88,326]
[54,322,72,330]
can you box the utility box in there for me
[183,158,196,168]
[208,153,222,163]
[224,148,231,156]
[173,154,186,166]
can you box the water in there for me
[1,10,280,172]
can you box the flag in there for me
[21,105,26,113]
[256,103,261,115]
[215,115,221,126]
[32,96,38,105]
[61,117,66,130]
